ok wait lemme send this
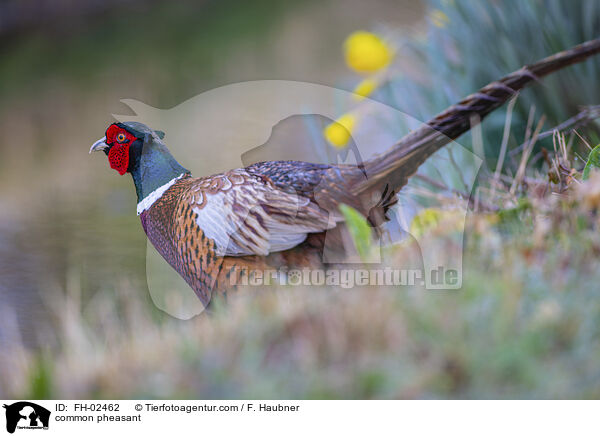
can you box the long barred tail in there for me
[356,38,600,194]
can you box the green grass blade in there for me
[339,204,373,261]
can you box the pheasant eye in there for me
[116,132,127,143]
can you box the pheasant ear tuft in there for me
[154,130,166,139]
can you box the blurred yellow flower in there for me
[324,113,356,148]
[344,31,392,74]
[429,9,449,28]
[352,78,379,100]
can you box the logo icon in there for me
[2,402,50,434]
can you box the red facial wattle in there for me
[104,125,137,175]
[108,143,130,175]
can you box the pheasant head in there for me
[90,122,190,206]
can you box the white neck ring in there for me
[136,173,185,216]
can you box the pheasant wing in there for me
[183,169,337,257]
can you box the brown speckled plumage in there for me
[141,176,222,304]
[140,166,349,306]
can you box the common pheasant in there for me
[90,39,600,306]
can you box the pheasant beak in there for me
[89,136,108,154]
